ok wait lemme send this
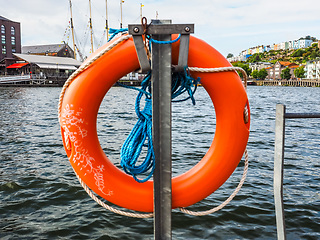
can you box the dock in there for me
[255,79,320,87]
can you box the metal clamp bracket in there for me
[128,22,194,73]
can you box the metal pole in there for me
[89,0,94,53]
[151,19,172,240]
[285,112,320,118]
[140,3,143,22]
[69,0,76,59]
[120,0,123,28]
[105,0,109,41]
[274,105,320,240]
[274,104,287,240]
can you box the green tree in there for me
[281,67,291,80]
[251,70,259,78]
[310,50,320,59]
[232,62,252,78]
[292,49,305,57]
[294,66,305,78]
[227,53,234,58]
[258,68,268,80]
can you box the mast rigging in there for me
[69,0,76,59]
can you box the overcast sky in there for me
[1,0,319,58]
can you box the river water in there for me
[0,86,319,239]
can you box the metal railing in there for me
[274,104,320,240]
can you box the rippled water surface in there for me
[0,86,319,239]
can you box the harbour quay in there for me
[255,79,320,87]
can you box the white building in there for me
[299,38,313,49]
[288,41,294,49]
[279,42,286,50]
[249,62,273,72]
[305,60,320,79]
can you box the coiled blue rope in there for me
[120,73,154,183]
[120,69,200,183]
[147,34,181,44]
[108,28,129,42]
[109,27,200,182]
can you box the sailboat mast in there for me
[140,3,143,22]
[120,0,123,28]
[106,0,109,40]
[89,0,94,53]
[69,0,76,59]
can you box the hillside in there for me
[245,43,320,64]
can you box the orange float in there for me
[59,34,250,212]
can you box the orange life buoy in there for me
[59,34,250,212]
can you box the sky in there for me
[1,0,320,59]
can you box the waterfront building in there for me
[6,53,81,80]
[0,16,21,75]
[265,66,273,79]
[305,60,320,79]
[249,62,273,72]
[22,43,75,58]
[288,65,299,80]
[266,61,299,80]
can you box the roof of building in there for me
[289,65,299,69]
[279,61,294,66]
[7,62,29,69]
[13,53,81,70]
[0,16,12,21]
[22,43,71,54]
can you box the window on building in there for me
[2,45,6,54]
[11,26,15,35]
[11,36,15,45]
[1,35,5,44]
[1,25,5,34]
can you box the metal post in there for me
[129,21,193,239]
[274,104,287,240]
[151,19,172,240]
[274,105,320,240]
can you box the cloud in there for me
[1,0,319,57]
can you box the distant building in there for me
[0,16,21,74]
[299,37,313,49]
[305,60,320,79]
[11,53,81,79]
[22,43,75,58]
[249,62,273,72]
[266,61,299,80]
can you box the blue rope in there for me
[171,68,200,105]
[147,34,181,44]
[108,28,128,42]
[120,70,200,183]
[120,74,154,183]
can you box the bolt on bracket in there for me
[128,23,194,73]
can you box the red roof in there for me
[7,62,29,68]
[279,61,292,66]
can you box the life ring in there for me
[59,34,250,212]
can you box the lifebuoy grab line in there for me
[58,34,250,215]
